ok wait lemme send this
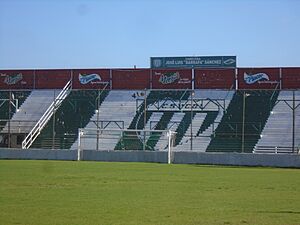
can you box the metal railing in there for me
[0,89,298,154]
[253,146,298,154]
[22,80,72,149]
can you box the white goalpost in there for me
[77,128,176,164]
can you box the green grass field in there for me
[0,160,299,225]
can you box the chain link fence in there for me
[0,89,299,153]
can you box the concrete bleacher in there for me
[114,90,191,151]
[173,111,224,152]
[254,91,300,153]
[6,88,293,154]
[194,111,224,151]
[107,89,234,152]
[31,90,108,149]
[1,90,59,134]
[172,112,206,151]
[0,91,31,128]
[194,89,234,101]
[145,112,163,130]
[0,91,31,147]
[142,111,174,150]
[71,90,142,150]
[207,90,278,153]
[1,89,238,151]
[172,90,234,152]
[154,112,185,150]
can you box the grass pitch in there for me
[0,160,299,225]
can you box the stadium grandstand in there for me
[0,61,300,154]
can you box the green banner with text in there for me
[151,56,236,68]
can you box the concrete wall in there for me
[0,148,77,161]
[173,152,300,168]
[1,148,300,168]
[82,150,167,163]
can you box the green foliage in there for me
[0,160,299,225]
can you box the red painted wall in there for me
[282,68,300,89]
[35,70,72,89]
[151,69,192,89]
[195,69,235,89]
[72,69,111,89]
[238,68,280,89]
[112,69,150,89]
[2,67,300,90]
[0,70,34,89]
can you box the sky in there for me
[0,0,300,69]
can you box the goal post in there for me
[77,128,176,163]
[167,130,177,164]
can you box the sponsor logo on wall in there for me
[79,73,102,84]
[156,72,191,85]
[1,73,24,85]
[244,72,278,85]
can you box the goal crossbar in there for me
[77,128,176,164]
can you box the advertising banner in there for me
[35,70,72,89]
[112,69,150,89]
[151,56,236,69]
[237,68,280,89]
[195,69,235,89]
[151,69,192,89]
[72,69,111,89]
[0,70,34,89]
[281,68,300,89]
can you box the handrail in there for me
[179,88,190,102]
[269,82,280,110]
[22,80,72,149]
[253,145,298,154]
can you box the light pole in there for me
[241,91,246,153]
[190,68,195,151]
[95,82,109,151]
[8,90,11,148]
[52,91,56,150]
[292,90,295,153]
[96,89,101,151]
[274,92,299,154]
[190,89,194,151]
[143,89,147,151]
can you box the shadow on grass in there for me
[257,210,300,214]
[185,164,299,170]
